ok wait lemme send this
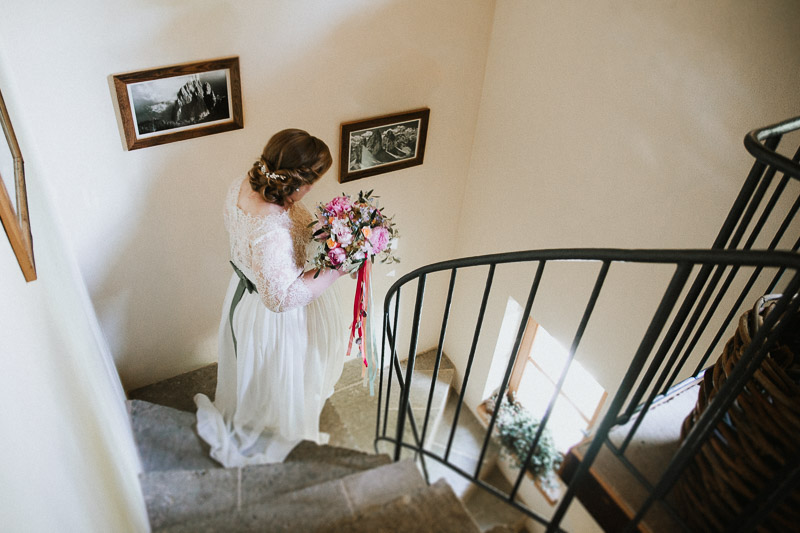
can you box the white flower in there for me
[332,218,353,245]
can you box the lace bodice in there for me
[224,177,314,312]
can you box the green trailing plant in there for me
[485,392,563,482]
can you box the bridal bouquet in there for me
[307,190,399,275]
[307,190,399,394]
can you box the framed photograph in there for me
[340,108,430,183]
[112,57,243,150]
[0,87,35,281]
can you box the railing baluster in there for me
[691,164,800,366]
[382,286,401,437]
[445,264,495,462]
[376,300,389,446]
[620,275,800,533]
[513,261,610,499]
[717,136,780,250]
[671,164,788,374]
[548,263,693,533]
[729,452,800,533]
[666,156,779,377]
[692,191,800,376]
[651,163,782,409]
[390,353,429,478]
[394,275,426,462]
[626,168,799,448]
[420,269,458,450]
[369,115,800,532]
[623,145,780,418]
[474,261,546,480]
[767,234,800,294]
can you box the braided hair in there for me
[248,129,332,206]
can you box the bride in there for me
[195,129,347,467]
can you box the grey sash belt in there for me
[229,261,257,357]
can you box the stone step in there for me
[284,440,391,470]
[327,479,482,533]
[128,399,220,472]
[128,364,217,412]
[157,459,427,533]
[325,350,455,455]
[143,454,390,530]
[484,526,518,533]
[462,465,529,532]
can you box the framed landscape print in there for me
[112,57,243,150]
[0,87,35,281]
[339,108,430,183]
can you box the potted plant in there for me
[483,392,563,490]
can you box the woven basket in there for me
[674,296,800,532]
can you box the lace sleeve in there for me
[251,227,314,312]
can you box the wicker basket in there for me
[674,296,800,532]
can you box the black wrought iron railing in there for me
[374,116,800,532]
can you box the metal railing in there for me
[374,116,800,532]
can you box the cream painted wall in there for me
[0,55,147,530]
[436,4,800,514]
[1,0,798,530]
[0,0,495,389]
[439,2,800,529]
[447,0,800,398]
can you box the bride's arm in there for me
[299,267,345,299]
[252,229,343,312]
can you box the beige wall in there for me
[435,2,800,528]
[1,0,799,530]
[0,0,495,389]
[0,57,147,528]
[441,0,800,445]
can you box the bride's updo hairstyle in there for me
[248,129,332,206]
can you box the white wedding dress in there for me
[194,176,346,467]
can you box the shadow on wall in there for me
[94,0,449,391]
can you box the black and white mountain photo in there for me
[129,69,231,136]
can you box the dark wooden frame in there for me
[339,108,429,183]
[112,57,243,150]
[0,87,35,282]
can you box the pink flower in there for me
[368,226,390,254]
[325,196,353,216]
[328,246,346,266]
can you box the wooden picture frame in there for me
[112,57,243,150]
[0,87,36,282]
[339,108,430,183]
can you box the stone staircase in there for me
[129,399,483,532]
[128,353,525,532]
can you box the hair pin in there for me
[257,162,286,181]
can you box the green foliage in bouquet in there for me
[307,190,399,276]
[486,392,563,481]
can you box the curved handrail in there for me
[378,247,800,532]
[384,248,800,312]
[376,115,800,532]
[744,114,800,182]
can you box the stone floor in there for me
[130,400,483,532]
[128,351,528,532]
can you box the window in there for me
[507,317,607,453]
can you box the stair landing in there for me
[560,378,700,532]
